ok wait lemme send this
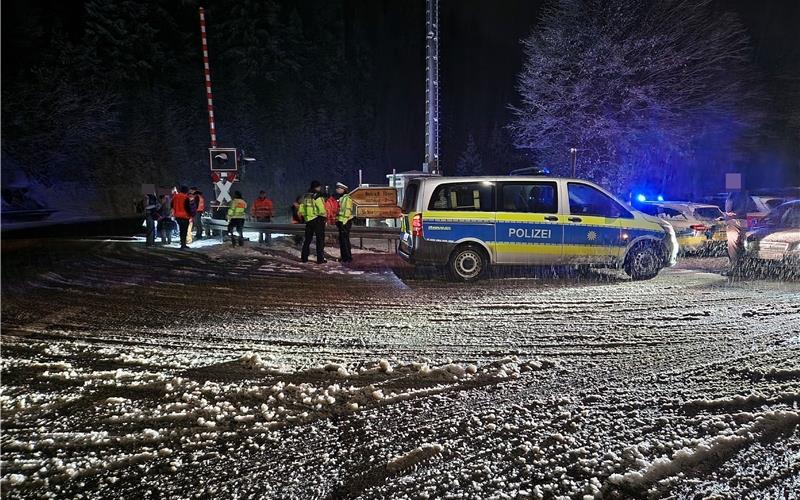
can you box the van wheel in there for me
[624,243,662,280]
[448,245,487,282]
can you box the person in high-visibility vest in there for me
[227,191,247,247]
[298,180,327,263]
[335,182,354,263]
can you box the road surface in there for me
[2,240,799,498]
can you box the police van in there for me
[398,176,678,281]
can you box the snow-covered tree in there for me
[456,134,483,176]
[510,0,763,195]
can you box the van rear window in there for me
[428,183,494,211]
[402,181,420,213]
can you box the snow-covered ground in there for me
[1,240,799,498]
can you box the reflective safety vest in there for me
[171,193,191,219]
[337,194,354,224]
[227,198,247,220]
[299,193,326,221]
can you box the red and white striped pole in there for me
[198,7,217,148]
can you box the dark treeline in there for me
[2,0,434,214]
[2,0,798,216]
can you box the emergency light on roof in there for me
[636,194,647,202]
[509,166,551,176]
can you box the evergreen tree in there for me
[510,0,762,193]
[456,134,483,176]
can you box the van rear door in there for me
[423,181,496,260]
[399,180,421,257]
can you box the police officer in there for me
[227,191,247,247]
[335,182,354,263]
[299,180,327,263]
[725,188,750,270]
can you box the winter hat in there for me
[336,182,349,190]
[310,180,322,190]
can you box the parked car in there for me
[743,200,800,270]
[638,201,726,254]
[703,192,785,228]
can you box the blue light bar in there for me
[636,194,647,202]
[656,195,664,202]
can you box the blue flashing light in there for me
[656,195,664,202]
[636,194,647,203]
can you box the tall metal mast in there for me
[424,0,440,175]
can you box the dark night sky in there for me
[332,0,800,179]
[3,0,799,192]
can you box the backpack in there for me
[185,196,198,217]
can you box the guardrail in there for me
[202,217,402,252]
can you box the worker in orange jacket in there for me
[252,190,273,245]
[171,186,195,249]
[324,193,339,226]
[252,191,273,222]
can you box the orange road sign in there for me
[350,187,397,206]
[355,205,402,219]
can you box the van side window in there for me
[638,204,659,216]
[428,183,494,211]
[499,182,558,213]
[567,183,631,218]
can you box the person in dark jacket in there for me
[143,193,160,247]
[725,189,750,269]
[191,187,205,240]
[156,194,173,245]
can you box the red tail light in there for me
[412,213,423,238]
[690,224,710,232]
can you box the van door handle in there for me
[568,217,582,223]
[544,216,558,221]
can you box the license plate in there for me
[758,251,785,260]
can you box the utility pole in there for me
[570,147,577,177]
[424,0,440,175]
